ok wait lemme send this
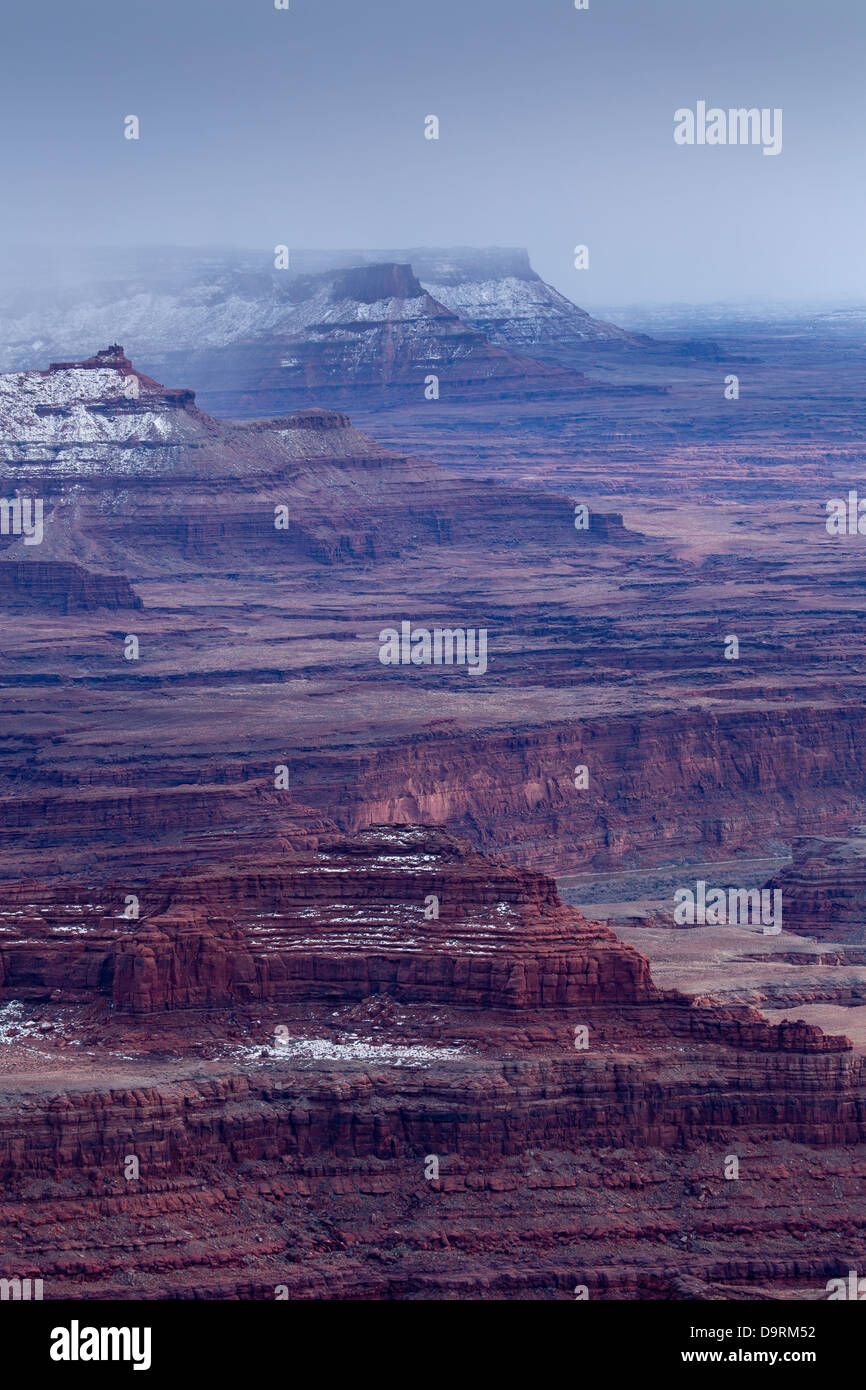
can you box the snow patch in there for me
[231,1034,465,1066]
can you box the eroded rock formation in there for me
[0,826,861,1300]
[0,245,649,389]
[769,831,866,944]
[5,347,866,887]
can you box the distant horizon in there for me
[1,239,863,319]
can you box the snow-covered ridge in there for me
[430,276,611,328]
[0,247,642,371]
[0,361,181,445]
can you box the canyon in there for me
[768,833,866,945]
[4,339,866,888]
[1,295,865,1300]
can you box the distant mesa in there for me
[0,346,642,599]
[0,245,656,414]
[142,259,592,416]
[247,407,353,432]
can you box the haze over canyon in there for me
[2,0,865,1318]
[0,245,865,1303]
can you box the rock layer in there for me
[769,831,866,944]
[0,825,862,1300]
[0,559,140,612]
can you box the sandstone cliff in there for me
[0,826,862,1299]
[768,831,866,944]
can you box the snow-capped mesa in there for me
[0,246,646,389]
[386,248,651,354]
[214,261,584,413]
[0,343,598,584]
[121,261,588,416]
[268,249,647,355]
[0,345,194,449]
[0,343,229,485]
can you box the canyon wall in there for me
[0,826,862,1300]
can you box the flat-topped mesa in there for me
[267,408,352,432]
[111,824,656,1013]
[127,260,591,416]
[1,829,851,1076]
[328,262,426,304]
[243,407,354,435]
[769,830,866,943]
[582,509,639,541]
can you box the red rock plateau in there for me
[1,825,863,1300]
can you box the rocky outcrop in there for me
[0,826,655,1013]
[0,560,140,611]
[0,345,612,580]
[112,826,656,1015]
[0,826,863,1300]
[768,831,866,943]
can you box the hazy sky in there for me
[2,0,864,305]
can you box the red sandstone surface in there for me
[768,832,866,945]
[1,825,862,1300]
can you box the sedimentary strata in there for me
[0,826,861,1300]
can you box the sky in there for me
[1,0,863,306]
